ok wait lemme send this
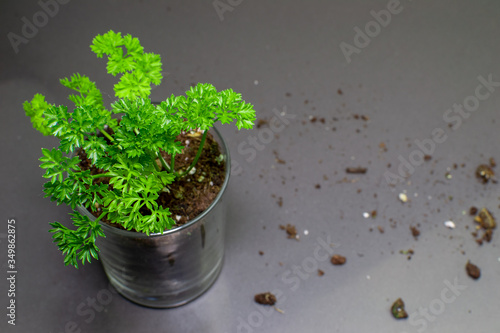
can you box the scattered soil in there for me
[273,150,286,164]
[400,248,414,260]
[280,224,299,240]
[352,114,369,121]
[79,130,226,229]
[475,164,495,184]
[330,255,346,265]
[255,292,277,305]
[391,298,408,319]
[474,208,496,229]
[259,251,264,256]
[345,167,367,174]
[256,119,268,128]
[466,261,481,280]
[251,107,497,320]
[410,226,420,240]
[471,208,496,244]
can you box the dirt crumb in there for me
[345,167,367,174]
[410,226,420,239]
[280,224,298,240]
[256,119,268,128]
[476,164,495,184]
[273,150,286,164]
[474,208,496,229]
[400,248,414,260]
[466,261,481,280]
[254,292,277,305]
[391,298,408,319]
[330,255,346,265]
[471,208,496,244]
[317,269,325,276]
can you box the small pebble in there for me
[444,221,456,229]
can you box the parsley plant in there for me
[23,31,255,268]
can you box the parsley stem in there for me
[179,130,207,178]
[99,127,115,142]
[157,151,171,173]
[170,154,176,174]
[147,149,161,172]
[94,212,107,223]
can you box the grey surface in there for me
[1,0,500,332]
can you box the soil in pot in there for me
[78,129,226,229]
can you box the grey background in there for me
[1,0,500,332]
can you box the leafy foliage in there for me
[60,73,104,111]
[23,31,256,268]
[23,94,53,136]
[49,213,105,268]
[90,30,163,99]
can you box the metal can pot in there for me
[77,127,230,308]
